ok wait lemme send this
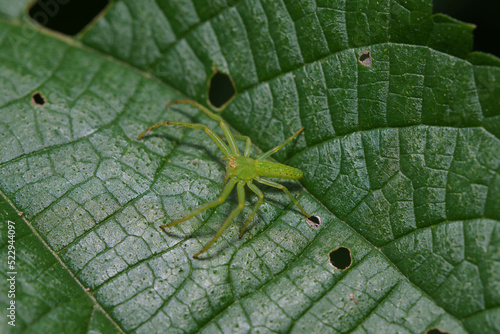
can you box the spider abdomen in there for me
[255,160,303,179]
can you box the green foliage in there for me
[0,1,499,333]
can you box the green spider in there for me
[138,99,318,259]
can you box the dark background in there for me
[28,0,500,59]
[434,0,500,57]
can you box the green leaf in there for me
[1,1,499,333]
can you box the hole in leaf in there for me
[306,215,321,230]
[32,92,46,106]
[208,70,235,109]
[329,246,352,270]
[28,0,109,36]
[426,328,450,334]
[358,50,372,66]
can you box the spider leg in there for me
[138,121,232,157]
[232,134,251,157]
[162,177,238,229]
[255,177,310,218]
[239,182,264,238]
[257,127,304,160]
[193,180,246,259]
[243,136,252,157]
[218,133,252,157]
[167,99,240,155]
